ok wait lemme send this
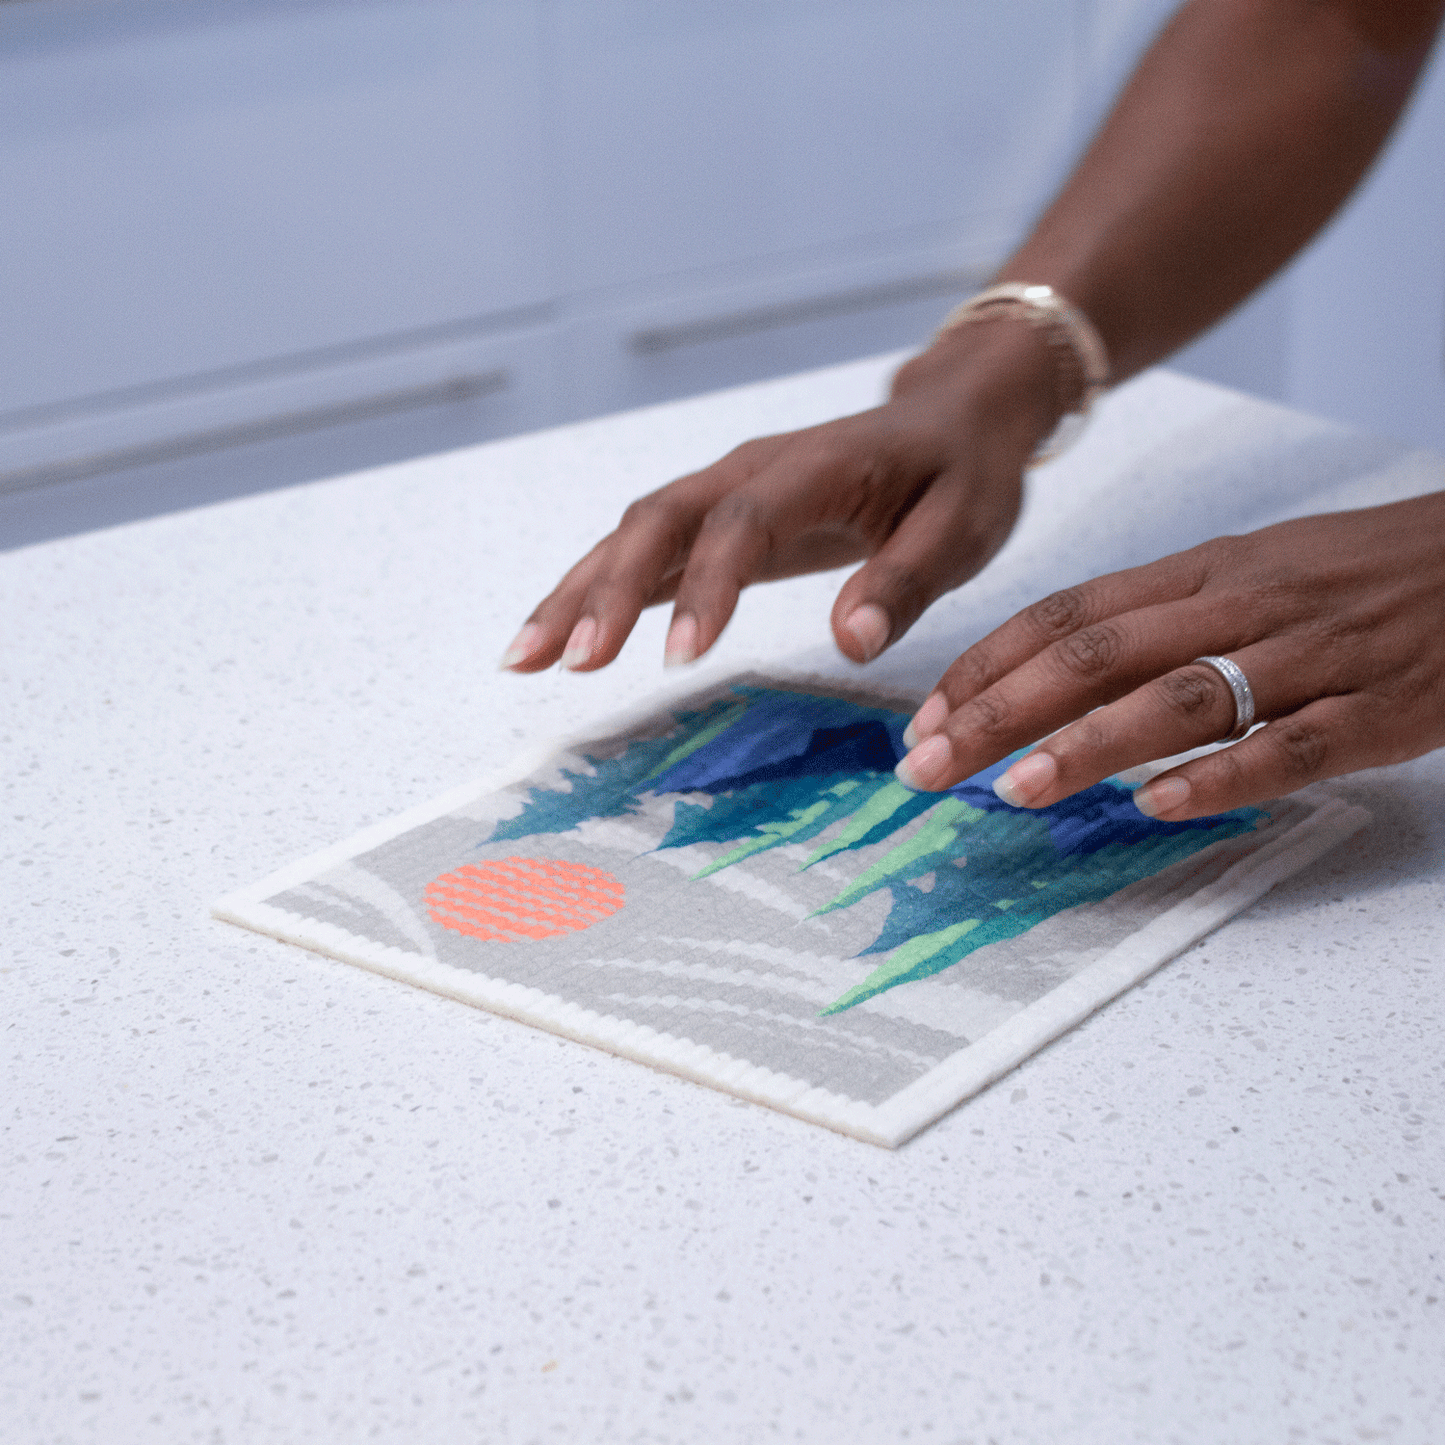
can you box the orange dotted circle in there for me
[425,856,625,942]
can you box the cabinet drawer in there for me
[548,0,1077,293]
[558,248,995,423]
[0,1,551,418]
[0,324,560,497]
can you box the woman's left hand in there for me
[894,490,1445,818]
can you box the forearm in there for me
[998,0,1444,381]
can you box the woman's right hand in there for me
[498,320,1066,676]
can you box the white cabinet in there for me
[545,1,787,291]
[549,0,1079,420]
[4,0,1089,507]
[8,0,1441,527]
[559,241,998,422]
[17,1,1312,525]
[1,0,553,475]
[547,0,1077,293]
[0,323,561,497]
[771,0,1078,252]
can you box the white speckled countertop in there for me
[3,355,1443,1444]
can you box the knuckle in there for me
[790,435,848,480]
[890,355,929,393]
[1073,715,1110,754]
[1156,666,1225,719]
[1203,738,1248,793]
[1052,715,1108,765]
[1239,572,1297,614]
[724,436,778,471]
[1303,612,1352,648]
[706,492,766,533]
[1199,534,1299,605]
[1197,533,1246,575]
[947,645,997,697]
[1303,613,1371,673]
[1269,719,1329,781]
[867,560,930,624]
[1055,622,1125,681]
[960,690,1011,737]
[1026,587,1089,641]
[1387,663,1439,711]
[619,492,678,531]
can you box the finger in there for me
[829,466,1019,664]
[903,548,1212,742]
[498,542,615,673]
[561,490,711,670]
[1130,692,1375,820]
[988,650,1273,809]
[664,448,856,664]
[502,489,705,673]
[500,440,785,673]
[897,596,1248,791]
[662,492,779,665]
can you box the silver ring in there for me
[1193,655,1256,741]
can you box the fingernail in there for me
[903,692,948,750]
[993,751,1057,808]
[1135,776,1191,818]
[843,603,890,663]
[895,734,952,791]
[498,622,544,671]
[664,614,699,669]
[559,617,598,671]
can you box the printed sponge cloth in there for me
[213,675,1369,1147]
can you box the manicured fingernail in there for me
[903,692,948,749]
[1135,776,1191,818]
[664,614,699,669]
[993,750,1057,808]
[843,603,890,663]
[499,622,544,671]
[559,617,597,671]
[895,734,952,791]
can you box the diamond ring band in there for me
[1192,655,1256,742]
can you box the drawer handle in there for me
[629,266,991,354]
[0,369,510,499]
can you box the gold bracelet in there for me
[936,282,1111,465]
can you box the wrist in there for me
[889,314,1069,466]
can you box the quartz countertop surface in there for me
[4,355,1443,1443]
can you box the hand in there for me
[894,491,1445,818]
[499,322,1063,673]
